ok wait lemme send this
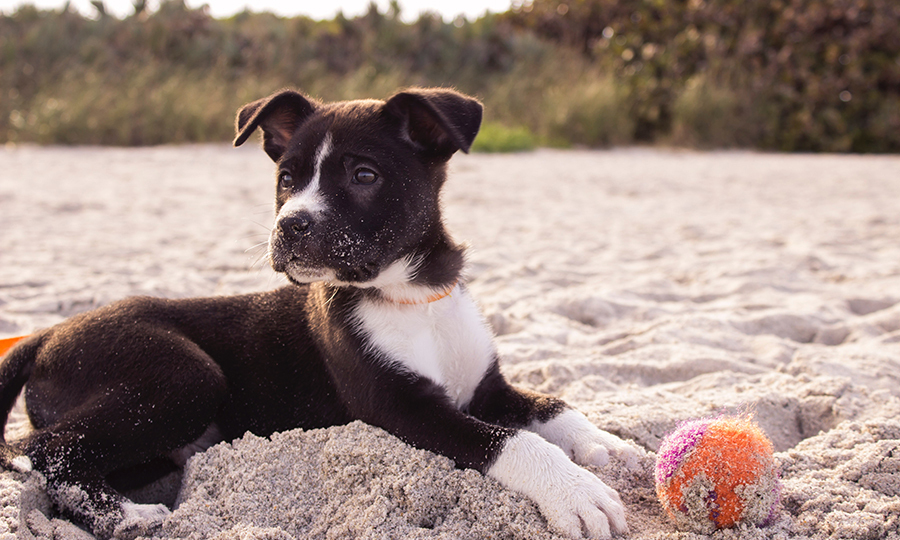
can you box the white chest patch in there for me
[352,286,496,408]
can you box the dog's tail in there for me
[0,332,44,471]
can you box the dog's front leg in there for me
[468,366,643,469]
[465,366,644,539]
[320,286,633,538]
[344,372,627,540]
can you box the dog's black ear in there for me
[385,88,483,156]
[234,90,316,162]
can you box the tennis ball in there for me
[655,416,780,533]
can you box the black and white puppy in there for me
[0,88,640,539]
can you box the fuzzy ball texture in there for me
[655,416,781,533]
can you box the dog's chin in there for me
[270,255,325,282]
[282,267,335,284]
[277,256,417,291]
[277,259,384,287]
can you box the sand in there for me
[1,144,899,540]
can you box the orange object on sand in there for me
[0,335,28,357]
[655,416,781,533]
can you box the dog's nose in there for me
[279,214,313,238]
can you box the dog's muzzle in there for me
[269,212,317,274]
[279,212,314,239]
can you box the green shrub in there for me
[546,78,633,147]
[511,0,900,152]
[670,75,742,149]
[472,122,536,152]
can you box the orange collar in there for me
[389,281,458,305]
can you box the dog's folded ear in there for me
[234,90,317,162]
[385,88,483,157]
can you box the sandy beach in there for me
[1,144,899,539]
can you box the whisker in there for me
[265,270,287,290]
[246,219,272,232]
[245,241,269,254]
[326,288,340,306]
[238,234,270,242]
[250,250,271,270]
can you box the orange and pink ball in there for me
[655,416,781,533]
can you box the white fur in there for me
[286,267,337,283]
[352,284,495,408]
[361,257,416,288]
[275,132,332,221]
[169,423,222,467]
[122,502,171,522]
[10,455,32,473]
[487,431,627,540]
[329,257,414,290]
[116,501,170,538]
[345,256,458,304]
[529,409,643,470]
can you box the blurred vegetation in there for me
[1,0,898,151]
[471,121,537,152]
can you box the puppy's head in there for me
[234,88,482,293]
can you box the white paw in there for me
[488,431,627,539]
[531,409,643,470]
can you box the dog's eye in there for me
[278,172,294,189]
[352,168,378,185]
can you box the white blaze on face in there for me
[275,132,333,221]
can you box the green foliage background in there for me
[2,0,898,151]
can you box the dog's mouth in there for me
[268,223,414,287]
[278,261,333,283]
[272,250,384,285]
